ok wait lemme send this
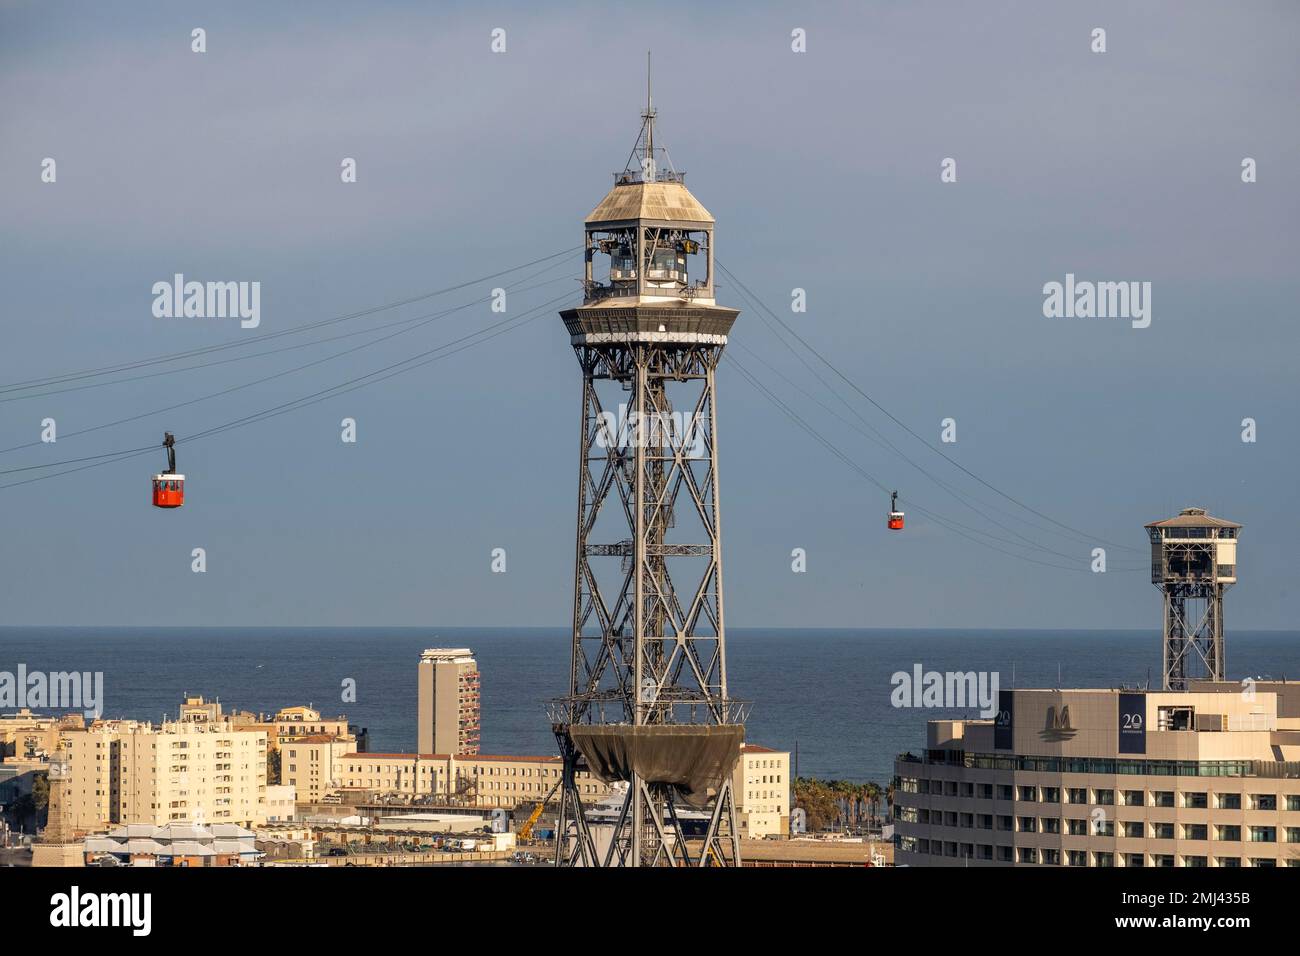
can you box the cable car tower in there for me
[549,61,748,867]
[1145,507,1241,690]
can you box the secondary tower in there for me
[1146,507,1241,690]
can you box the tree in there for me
[266,749,281,786]
[792,777,838,832]
[32,771,49,812]
[864,782,882,825]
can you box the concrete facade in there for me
[894,684,1300,867]
[417,648,480,755]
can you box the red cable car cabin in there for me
[887,490,904,531]
[152,473,185,508]
[151,431,184,508]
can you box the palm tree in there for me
[864,782,882,826]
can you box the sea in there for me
[2,627,1298,786]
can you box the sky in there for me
[0,1,1297,629]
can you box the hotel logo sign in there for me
[1040,704,1077,741]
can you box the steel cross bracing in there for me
[552,338,743,867]
[568,342,728,724]
[1162,584,1224,691]
[1154,537,1227,691]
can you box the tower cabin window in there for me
[610,250,637,281]
[647,248,687,285]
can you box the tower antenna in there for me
[644,51,655,178]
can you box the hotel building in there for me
[893,683,1300,867]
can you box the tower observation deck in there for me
[549,67,747,867]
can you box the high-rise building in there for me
[417,648,480,755]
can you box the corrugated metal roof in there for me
[1145,507,1241,529]
[585,181,713,225]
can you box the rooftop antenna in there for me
[622,51,677,183]
[644,51,654,176]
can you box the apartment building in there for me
[267,704,368,753]
[280,734,356,804]
[733,744,791,838]
[63,717,268,832]
[417,648,480,755]
[893,683,1300,867]
[0,708,84,759]
[180,696,367,753]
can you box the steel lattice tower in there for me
[1146,507,1241,690]
[549,71,748,867]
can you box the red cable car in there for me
[887,490,904,531]
[151,432,184,508]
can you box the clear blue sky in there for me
[1,1,1296,629]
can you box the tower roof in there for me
[584,180,713,226]
[1145,507,1241,529]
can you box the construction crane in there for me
[518,779,561,841]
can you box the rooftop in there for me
[1145,507,1241,529]
[585,179,713,226]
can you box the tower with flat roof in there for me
[417,648,480,755]
[1146,507,1241,690]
